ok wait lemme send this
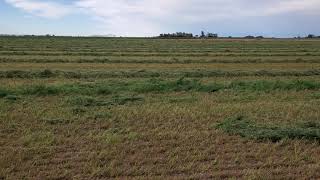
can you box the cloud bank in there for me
[5,0,320,36]
[5,0,72,19]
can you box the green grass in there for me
[216,116,320,142]
[3,79,320,97]
[1,69,320,78]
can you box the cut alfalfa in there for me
[21,84,60,96]
[0,89,18,100]
[216,116,320,142]
[0,89,9,98]
[5,95,19,101]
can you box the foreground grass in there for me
[1,37,320,179]
[1,91,320,179]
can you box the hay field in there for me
[1,37,320,179]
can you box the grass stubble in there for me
[1,37,320,179]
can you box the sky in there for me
[0,0,320,37]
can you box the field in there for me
[1,37,320,179]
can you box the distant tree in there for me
[307,34,316,38]
[245,35,255,39]
[159,32,193,39]
[201,31,205,38]
[256,36,264,39]
[207,33,218,38]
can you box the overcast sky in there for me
[1,0,320,37]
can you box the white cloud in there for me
[5,0,72,19]
[5,0,320,36]
[73,0,320,36]
[265,0,320,15]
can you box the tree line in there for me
[159,31,218,39]
[158,32,320,39]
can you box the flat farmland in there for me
[1,37,320,179]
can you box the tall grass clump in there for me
[216,116,320,142]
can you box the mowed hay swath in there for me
[1,37,320,179]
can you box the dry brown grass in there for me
[1,92,320,179]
